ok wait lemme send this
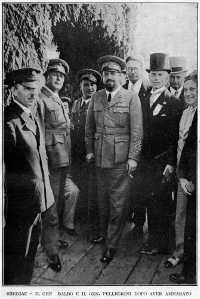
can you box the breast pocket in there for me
[114,136,129,164]
[113,106,129,127]
[46,106,60,123]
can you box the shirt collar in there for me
[105,85,121,98]
[81,97,91,106]
[13,98,32,116]
[170,86,183,96]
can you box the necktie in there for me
[174,90,179,98]
[107,93,111,103]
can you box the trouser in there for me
[4,218,40,284]
[96,164,131,249]
[133,159,175,250]
[182,192,196,284]
[72,161,99,237]
[50,167,79,229]
[172,182,188,258]
[41,167,79,257]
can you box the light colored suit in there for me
[85,87,143,248]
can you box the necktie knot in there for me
[107,93,111,102]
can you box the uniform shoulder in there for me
[39,86,55,102]
[4,103,19,124]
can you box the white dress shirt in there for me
[170,86,183,98]
[150,86,166,107]
[105,86,121,100]
[81,97,91,107]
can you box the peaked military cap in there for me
[77,68,101,84]
[97,55,126,72]
[169,56,187,74]
[45,58,69,76]
[146,53,171,73]
[5,67,41,87]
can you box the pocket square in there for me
[153,104,163,116]
[160,114,167,117]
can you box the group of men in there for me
[4,52,189,284]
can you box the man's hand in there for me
[127,159,138,178]
[163,164,174,178]
[86,153,95,163]
[180,178,195,195]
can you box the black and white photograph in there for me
[1,0,198,294]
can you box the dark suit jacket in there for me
[140,88,182,166]
[123,79,149,101]
[71,98,89,163]
[4,101,54,225]
[178,111,197,185]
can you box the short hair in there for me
[184,70,197,85]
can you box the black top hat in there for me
[146,53,171,73]
[5,67,41,87]
[45,58,69,76]
[77,68,101,84]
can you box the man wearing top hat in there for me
[4,67,55,284]
[40,59,79,271]
[123,55,149,234]
[71,68,101,240]
[135,53,182,255]
[169,56,187,107]
[85,55,143,263]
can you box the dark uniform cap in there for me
[146,53,171,73]
[97,55,126,72]
[5,67,41,87]
[46,58,70,76]
[77,68,101,84]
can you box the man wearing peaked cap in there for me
[45,58,70,76]
[40,58,79,272]
[97,55,126,73]
[169,56,187,105]
[4,67,55,284]
[71,68,101,240]
[85,55,143,262]
[132,53,183,255]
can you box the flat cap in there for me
[5,67,41,87]
[45,58,69,76]
[97,55,126,72]
[77,68,101,84]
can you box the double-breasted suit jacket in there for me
[140,88,182,166]
[4,100,55,284]
[4,101,54,220]
[40,86,71,170]
[135,87,183,250]
[85,87,143,168]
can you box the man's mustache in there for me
[105,79,114,84]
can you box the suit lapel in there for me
[150,91,166,114]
